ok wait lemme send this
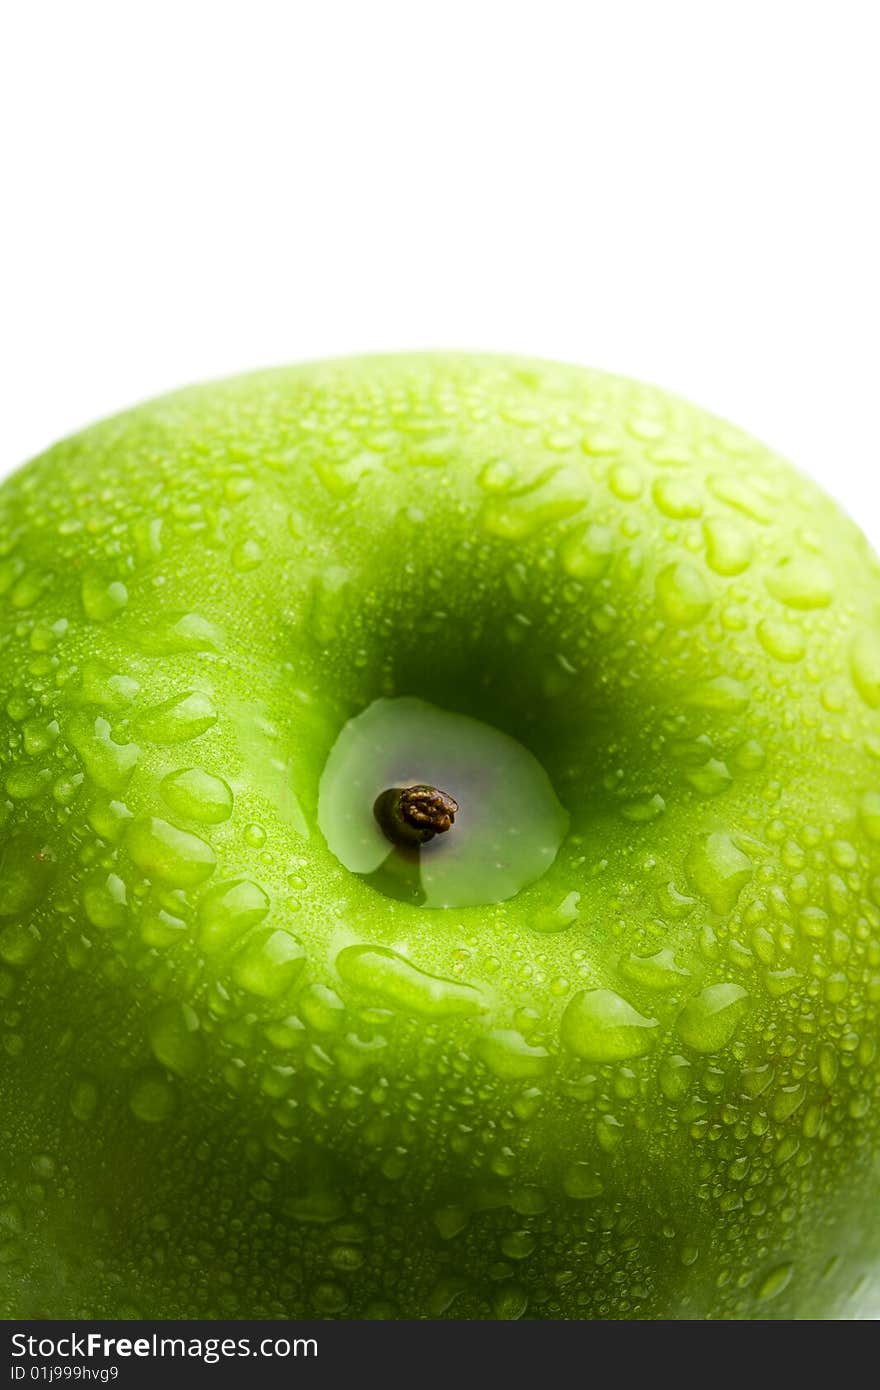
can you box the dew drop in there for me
[765,558,833,610]
[655,562,711,627]
[675,983,749,1053]
[757,1262,793,1302]
[608,462,643,499]
[0,837,56,918]
[336,944,484,1019]
[132,612,224,655]
[682,675,750,714]
[67,714,139,794]
[703,517,753,576]
[82,872,127,930]
[81,572,128,622]
[78,662,140,708]
[126,817,216,887]
[129,1073,175,1123]
[532,891,580,933]
[685,759,732,796]
[69,1078,99,1123]
[148,1001,204,1076]
[850,630,880,707]
[232,539,264,572]
[0,921,41,967]
[560,988,658,1061]
[685,832,752,914]
[232,928,307,997]
[160,768,233,824]
[559,523,615,581]
[652,477,702,519]
[134,691,217,744]
[756,618,805,663]
[476,1029,551,1080]
[492,1285,528,1320]
[620,948,688,991]
[562,1163,603,1200]
[198,879,270,952]
[658,1052,692,1101]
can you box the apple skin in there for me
[1,354,879,1320]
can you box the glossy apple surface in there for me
[1,355,879,1318]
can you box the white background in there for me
[2,2,879,542]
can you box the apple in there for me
[1,354,879,1320]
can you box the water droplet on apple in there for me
[765,558,833,609]
[134,691,217,744]
[232,539,264,571]
[8,567,53,608]
[685,832,752,914]
[0,836,56,918]
[818,1043,839,1086]
[707,474,773,523]
[493,1284,528,1319]
[78,661,139,708]
[69,1078,99,1122]
[771,1083,805,1122]
[433,1205,468,1240]
[22,717,59,756]
[126,816,216,888]
[132,612,224,654]
[682,675,750,714]
[685,758,733,796]
[621,792,666,822]
[562,1163,603,1199]
[148,1001,204,1076]
[532,891,580,934]
[655,562,711,626]
[141,906,187,948]
[850,630,880,707]
[82,872,127,930]
[652,477,702,519]
[756,618,805,663]
[81,571,128,622]
[620,948,688,991]
[335,944,485,1020]
[658,1052,691,1101]
[480,478,585,539]
[558,523,615,581]
[560,988,658,1061]
[703,517,753,575]
[477,459,516,492]
[129,1072,175,1123]
[476,1029,551,1080]
[675,982,749,1052]
[67,713,139,793]
[0,555,24,595]
[4,764,51,801]
[608,462,643,499]
[756,1261,794,1302]
[299,983,346,1033]
[0,921,41,967]
[160,768,233,823]
[232,928,306,997]
[501,1230,536,1260]
[198,879,270,952]
[309,567,351,643]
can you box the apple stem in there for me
[374,784,459,847]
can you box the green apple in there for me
[1,354,879,1320]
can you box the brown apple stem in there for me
[374,783,459,847]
